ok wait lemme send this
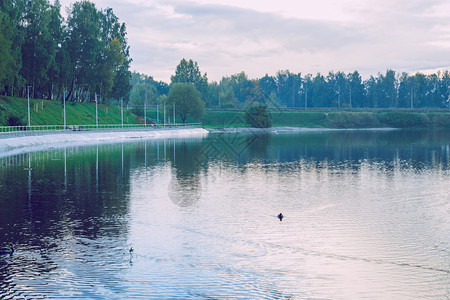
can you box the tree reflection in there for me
[168,141,203,207]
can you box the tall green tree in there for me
[347,71,365,108]
[46,0,66,100]
[0,12,14,87]
[166,83,205,123]
[311,73,328,107]
[21,0,56,98]
[276,70,301,107]
[245,103,272,128]
[65,1,130,102]
[171,58,208,101]
[0,0,25,96]
[101,8,131,101]
[65,0,102,100]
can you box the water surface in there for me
[1,129,449,299]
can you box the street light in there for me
[95,93,98,128]
[163,101,166,126]
[304,84,308,110]
[27,86,32,127]
[63,90,67,129]
[121,97,123,128]
[144,88,147,127]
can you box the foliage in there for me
[7,115,24,126]
[245,103,272,128]
[0,12,14,87]
[0,0,131,104]
[171,59,209,102]
[0,96,137,126]
[207,69,450,110]
[166,83,205,123]
[128,72,169,115]
[377,112,430,128]
[327,112,380,128]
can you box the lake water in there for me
[0,129,449,299]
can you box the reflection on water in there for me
[0,129,449,299]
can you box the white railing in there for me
[0,123,202,138]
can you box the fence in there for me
[0,123,202,139]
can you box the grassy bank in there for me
[201,109,450,129]
[1,96,449,128]
[0,96,137,126]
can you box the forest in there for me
[130,67,450,110]
[1,1,449,111]
[0,0,131,103]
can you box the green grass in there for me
[0,96,137,126]
[1,96,449,128]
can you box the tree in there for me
[171,58,208,101]
[245,103,272,128]
[166,83,205,123]
[275,70,302,107]
[21,0,55,98]
[311,73,328,107]
[0,12,14,87]
[347,71,365,108]
[0,0,25,96]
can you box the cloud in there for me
[58,0,450,81]
[123,0,369,80]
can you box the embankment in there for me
[0,128,208,157]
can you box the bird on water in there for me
[0,244,14,255]
[277,213,284,221]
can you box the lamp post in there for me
[157,103,159,124]
[121,97,123,128]
[95,93,98,128]
[304,84,308,110]
[27,86,32,127]
[218,81,221,108]
[144,88,147,127]
[63,90,67,129]
[173,102,175,125]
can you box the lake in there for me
[0,129,449,299]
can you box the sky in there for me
[58,0,450,82]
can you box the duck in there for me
[0,244,14,255]
[277,213,284,221]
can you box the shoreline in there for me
[206,126,399,133]
[0,127,208,158]
[0,126,400,158]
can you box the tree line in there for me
[131,61,450,110]
[0,0,131,103]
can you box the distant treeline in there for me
[131,68,450,110]
[0,0,131,103]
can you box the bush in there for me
[428,113,450,128]
[245,103,272,128]
[327,112,379,128]
[378,112,430,128]
[7,115,25,126]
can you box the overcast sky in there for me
[58,0,450,82]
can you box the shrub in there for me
[327,112,379,128]
[245,103,272,128]
[378,112,430,128]
[7,115,25,126]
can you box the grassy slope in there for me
[1,96,449,128]
[0,96,137,126]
